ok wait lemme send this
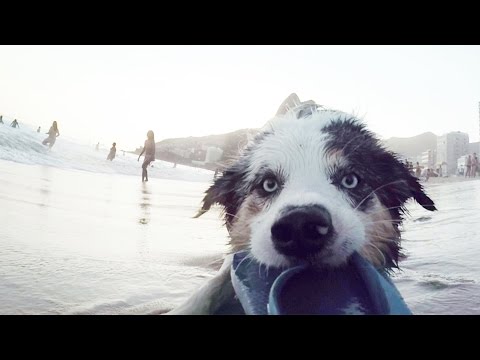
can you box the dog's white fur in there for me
[167,94,418,315]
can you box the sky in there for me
[1,45,480,150]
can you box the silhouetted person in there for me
[415,162,421,177]
[10,119,19,128]
[472,153,478,178]
[107,142,116,161]
[95,142,100,151]
[465,155,472,177]
[37,126,41,133]
[0,116,3,124]
[42,121,60,148]
[138,130,156,182]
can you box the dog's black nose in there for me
[271,205,333,257]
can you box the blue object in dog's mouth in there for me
[230,251,412,315]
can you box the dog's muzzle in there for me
[271,205,333,258]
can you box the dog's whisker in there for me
[365,205,404,215]
[367,234,399,243]
[363,219,402,225]
[366,242,387,267]
[354,180,409,211]
[334,133,369,158]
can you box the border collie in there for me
[168,93,436,315]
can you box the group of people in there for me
[0,116,20,128]
[2,114,156,182]
[464,153,478,178]
[1,116,58,147]
[404,160,421,177]
[1,116,59,148]
[404,160,437,182]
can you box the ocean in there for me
[1,124,479,314]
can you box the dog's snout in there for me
[271,205,333,257]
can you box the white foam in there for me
[0,124,214,183]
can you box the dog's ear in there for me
[276,93,301,116]
[377,152,437,213]
[404,173,437,211]
[193,177,230,218]
[193,164,247,225]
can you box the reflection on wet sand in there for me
[39,167,52,208]
[137,183,152,261]
[139,183,151,225]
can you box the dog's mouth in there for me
[281,246,353,270]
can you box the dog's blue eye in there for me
[263,178,279,193]
[341,174,359,189]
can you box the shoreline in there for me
[423,175,480,184]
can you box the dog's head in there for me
[196,94,436,269]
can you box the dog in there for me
[168,93,436,315]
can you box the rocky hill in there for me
[134,128,438,167]
[382,132,437,158]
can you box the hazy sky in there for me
[1,45,480,150]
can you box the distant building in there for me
[171,147,193,159]
[205,146,223,164]
[420,149,436,169]
[468,141,480,155]
[436,131,469,176]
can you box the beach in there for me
[1,124,480,314]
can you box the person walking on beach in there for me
[42,121,60,148]
[137,130,156,182]
[465,154,472,178]
[415,162,422,178]
[10,119,19,128]
[107,142,117,161]
[472,153,478,178]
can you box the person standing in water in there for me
[107,142,117,161]
[137,130,156,182]
[42,121,60,148]
[472,153,478,178]
[37,126,41,133]
[0,116,3,124]
[95,142,100,151]
[465,154,472,177]
[10,119,20,128]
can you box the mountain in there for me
[132,129,259,168]
[133,128,438,167]
[382,132,437,158]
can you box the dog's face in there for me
[197,94,436,269]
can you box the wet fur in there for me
[169,93,436,314]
